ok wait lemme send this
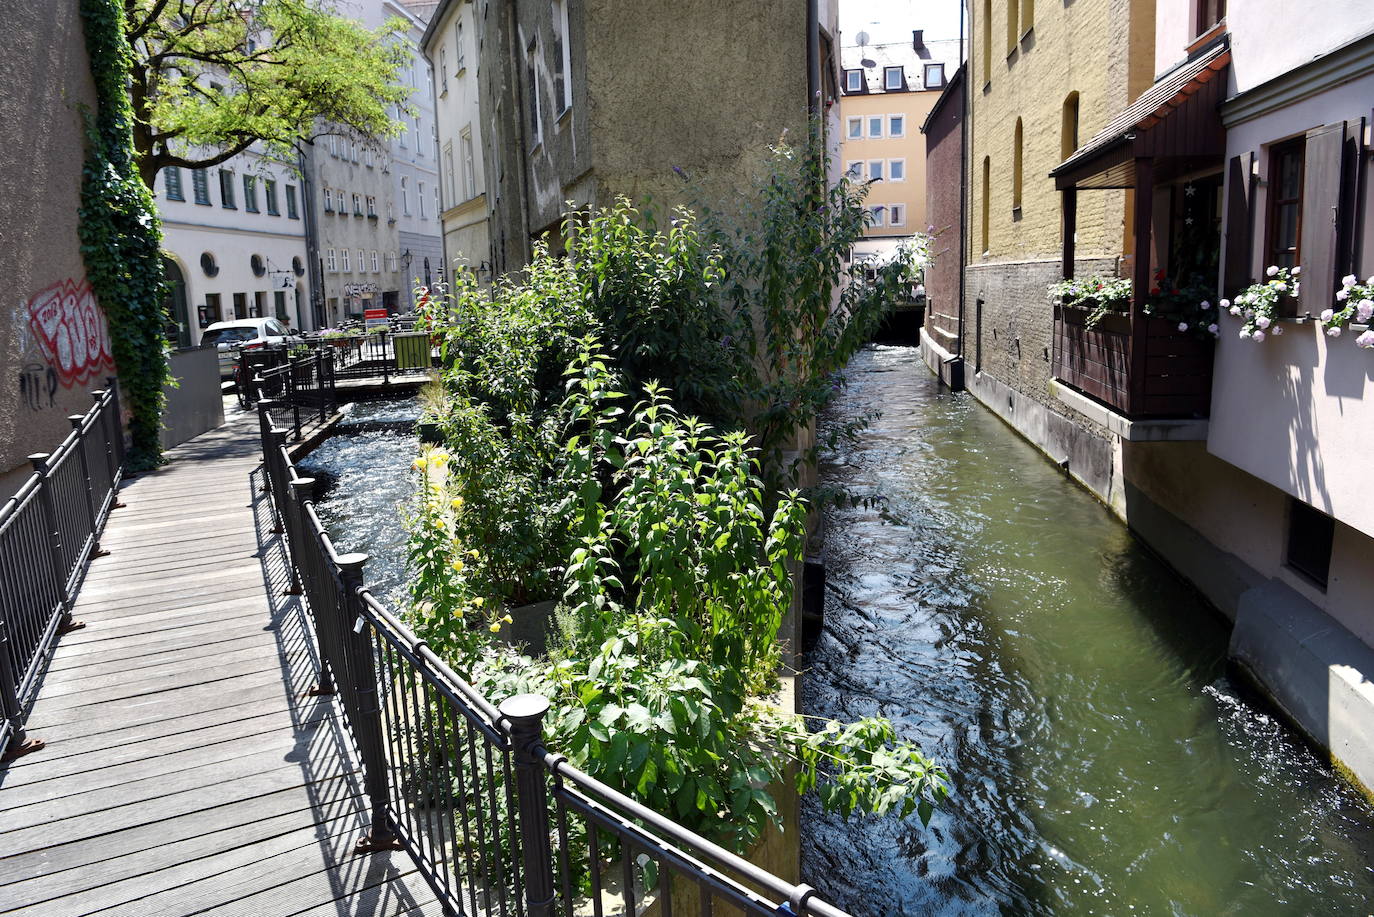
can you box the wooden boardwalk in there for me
[0,413,443,916]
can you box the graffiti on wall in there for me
[25,278,114,389]
[18,363,59,412]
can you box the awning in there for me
[1051,39,1231,189]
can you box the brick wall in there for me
[922,72,964,347]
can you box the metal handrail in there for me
[256,399,851,917]
[0,382,124,760]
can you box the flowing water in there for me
[800,346,1374,916]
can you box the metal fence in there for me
[0,383,124,760]
[256,401,849,917]
[256,350,339,442]
[306,330,436,384]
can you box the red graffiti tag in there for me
[25,278,114,388]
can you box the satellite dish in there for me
[861,58,878,68]
[855,30,870,46]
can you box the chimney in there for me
[912,30,924,50]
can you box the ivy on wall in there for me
[77,0,170,470]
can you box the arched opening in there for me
[1062,92,1080,160]
[162,255,191,348]
[1013,118,1024,212]
[981,156,991,254]
[1007,0,1019,54]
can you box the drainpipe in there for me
[956,0,968,379]
[298,143,324,331]
[506,0,534,268]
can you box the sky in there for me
[838,0,967,47]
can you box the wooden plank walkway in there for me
[0,412,444,916]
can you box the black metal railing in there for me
[0,383,124,760]
[256,349,338,442]
[256,401,849,917]
[306,330,436,384]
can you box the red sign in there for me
[364,308,388,320]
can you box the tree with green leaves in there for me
[124,0,413,188]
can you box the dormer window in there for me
[924,63,946,88]
[845,69,863,93]
[884,66,904,90]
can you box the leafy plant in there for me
[1141,270,1220,339]
[1228,265,1298,341]
[1047,274,1132,330]
[79,0,172,470]
[1323,273,1374,348]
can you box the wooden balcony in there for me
[1053,303,1213,418]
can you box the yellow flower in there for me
[488,622,502,633]
[468,549,480,559]
[451,558,465,573]
[471,596,484,608]
[450,496,465,510]
[412,457,427,470]
[501,614,513,624]
[454,607,465,618]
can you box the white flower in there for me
[1239,328,1251,339]
[1219,298,1230,309]
[1292,266,1302,276]
[1272,325,1284,335]
[1252,330,1266,341]
[1357,300,1374,323]
[1266,265,1279,277]
[1275,282,1288,292]
[1337,289,1349,301]
[1357,329,1374,348]
[1201,300,1212,310]
[1230,306,1242,316]
[1207,323,1218,335]
[1256,316,1271,329]
[1320,309,1335,322]
[1342,274,1358,288]
[1293,282,1300,297]
[1177,322,1189,332]
[1327,326,1342,337]
[1366,275,1374,286]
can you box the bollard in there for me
[500,693,557,917]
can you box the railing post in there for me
[500,693,557,917]
[93,389,124,506]
[336,554,404,853]
[265,430,288,534]
[0,619,43,761]
[257,395,277,493]
[68,415,108,559]
[105,377,125,473]
[315,349,328,425]
[381,330,390,386]
[286,362,303,441]
[27,455,81,633]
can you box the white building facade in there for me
[155,152,311,345]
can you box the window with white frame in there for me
[365,148,374,168]
[371,250,379,272]
[868,115,883,139]
[357,251,365,274]
[324,187,333,212]
[552,0,572,114]
[847,116,862,140]
[889,115,904,138]
[444,145,456,204]
[845,161,863,180]
[462,129,477,200]
[341,248,350,271]
[889,159,905,181]
[845,69,862,92]
[441,47,449,93]
[434,184,440,218]
[868,160,883,182]
[366,195,376,216]
[352,193,362,216]
[329,134,338,156]
[884,66,903,90]
[889,204,905,226]
[164,167,184,201]
[525,39,542,146]
[456,16,465,72]
[418,181,426,218]
[326,248,336,271]
[401,176,411,215]
[870,206,886,227]
[924,63,945,88]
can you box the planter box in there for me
[1054,304,1213,418]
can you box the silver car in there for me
[200,318,301,379]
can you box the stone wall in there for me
[0,1,112,500]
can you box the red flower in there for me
[1150,287,1161,296]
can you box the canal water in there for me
[800,346,1374,915]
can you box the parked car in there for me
[200,318,302,380]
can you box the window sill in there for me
[1020,26,1034,45]
[1187,20,1227,56]
[556,106,572,126]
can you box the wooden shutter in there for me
[1299,123,1344,316]
[1337,118,1367,280]
[1223,152,1254,295]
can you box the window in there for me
[456,17,466,72]
[419,181,427,218]
[868,160,884,182]
[924,63,945,88]
[327,247,337,271]
[233,292,247,319]
[352,193,362,216]
[552,0,572,114]
[847,116,862,140]
[192,169,210,205]
[434,184,440,218]
[165,167,184,201]
[1267,138,1304,271]
[868,116,883,139]
[525,39,543,147]
[890,204,905,227]
[462,130,478,200]
[371,250,380,272]
[441,47,448,93]
[366,195,376,216]
[845,161,863,180]
[324,187,334,212]
[265,179,279,215]
[329,134,338,157]
[341,248,350,272]
[414,116,422,156]
[1021,0,1035,36]
[982,0,992,85]
[274,291,287,321]
[1196,0,1226,36]
[365,148,374,168]
[870,206,886,227]
[1013,118,1024,211]
[884,66,904,90]
[1007,0,1019,53]
[845,69,863,93]
[1286,498,1334,589]
[1061,92,1080,159]
[286,184,299,219]
[243,175,259,212]
[357,250,365,274]
[889,115,904,138]
[981,156,991,252]
[219,169,236,208]
[889,159,905,181]
[444,145,456,203]
[204,293,222,321]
